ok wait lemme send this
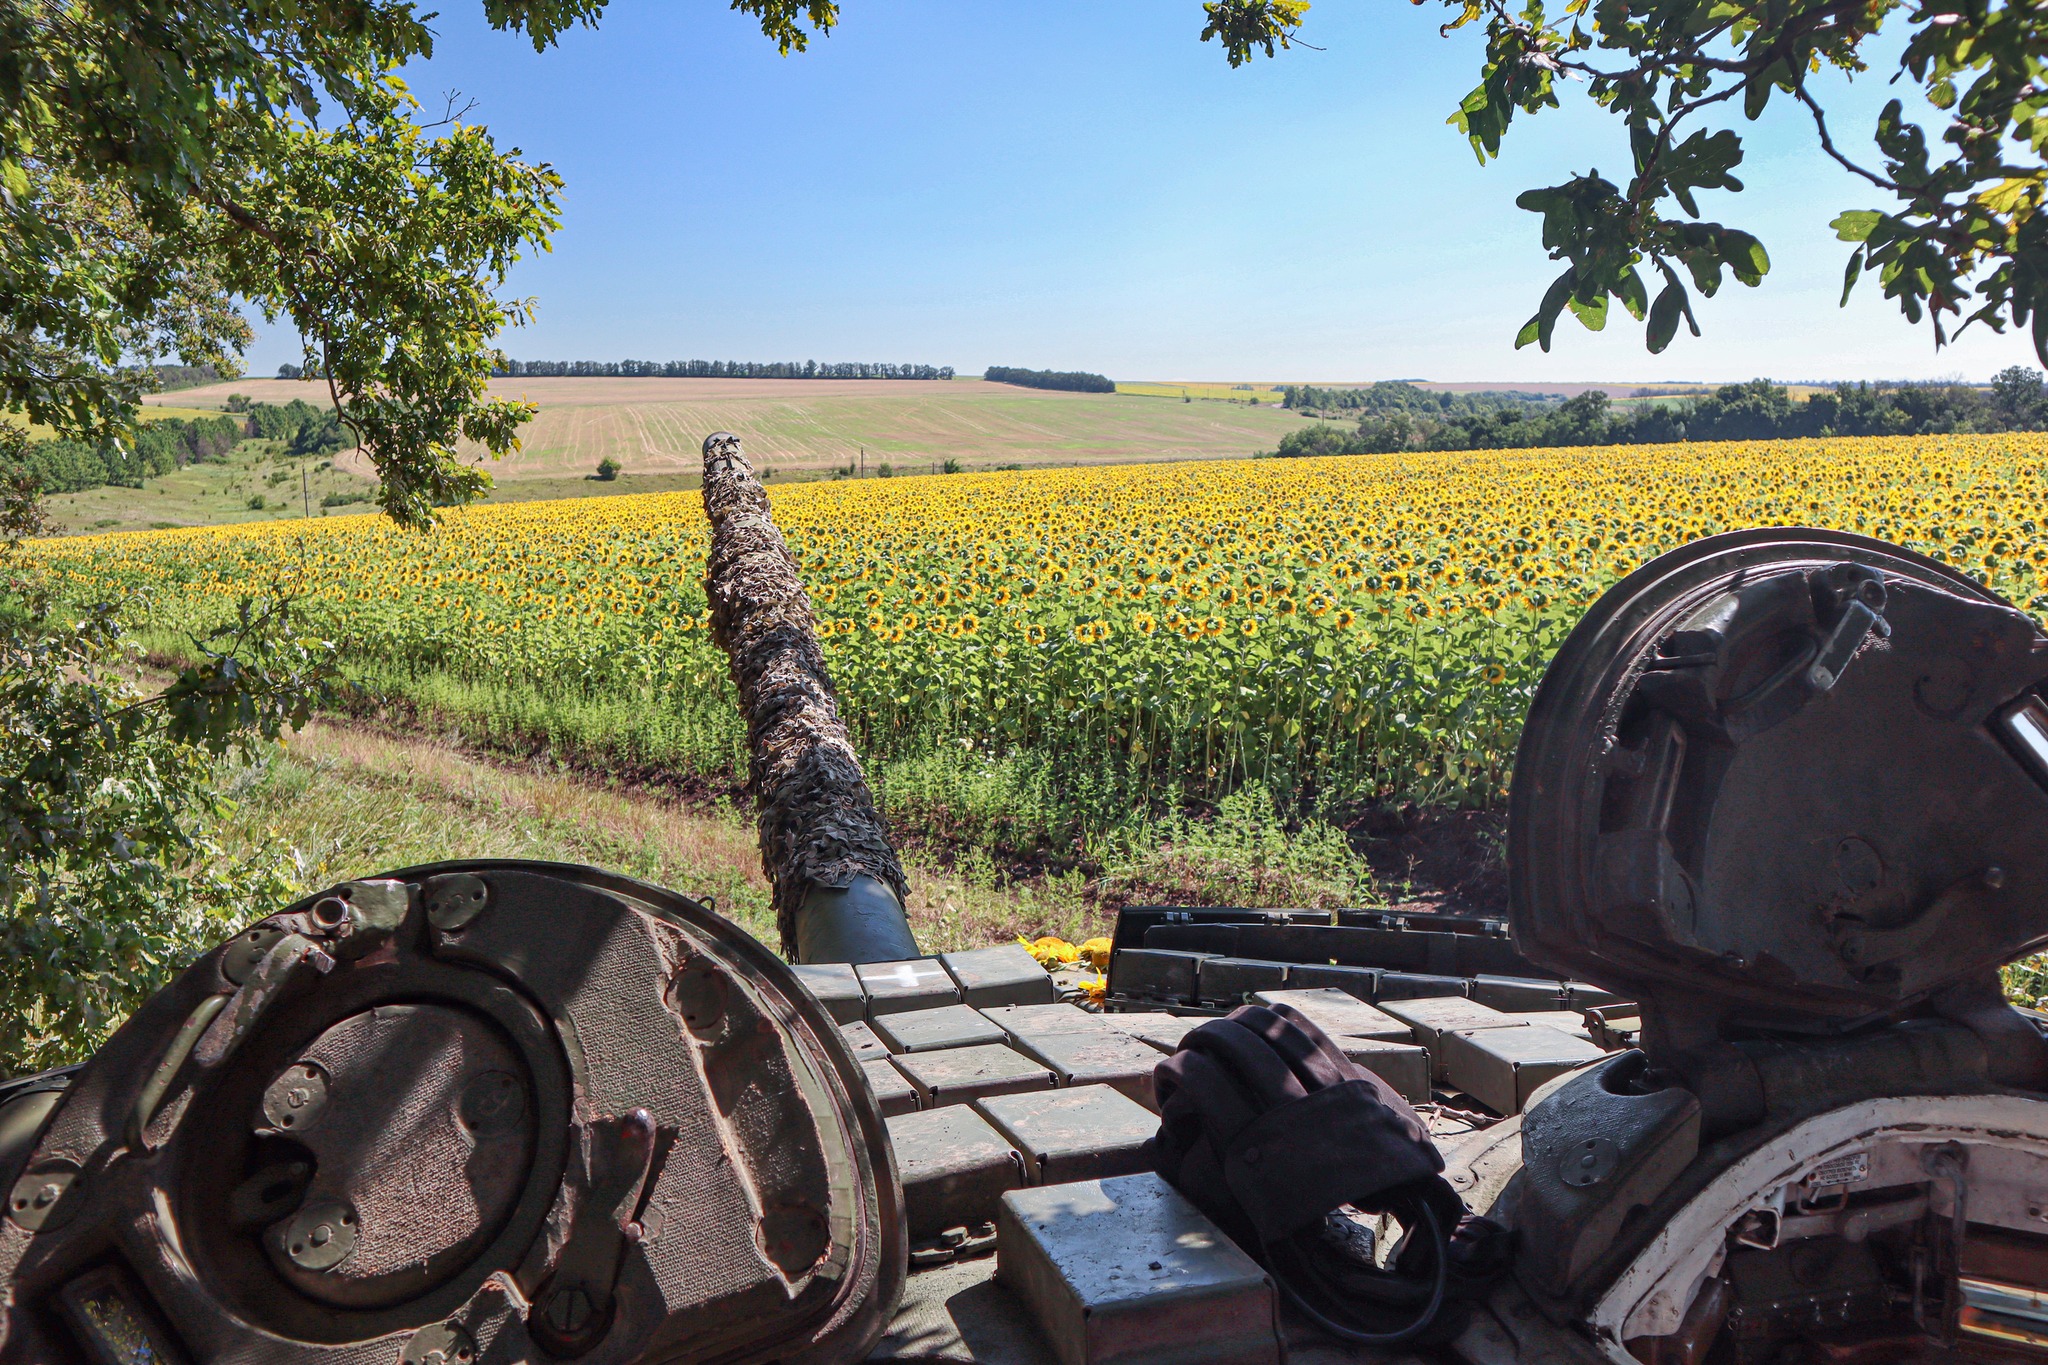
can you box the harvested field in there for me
[148,375,1314,480]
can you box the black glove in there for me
[1147,1003,1513,1345]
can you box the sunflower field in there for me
[24,434,2048,844]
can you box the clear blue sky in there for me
[249,0,2044,384]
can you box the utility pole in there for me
[860,445,865,478]
[302,463,310,518]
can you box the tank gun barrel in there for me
[700,431,920,964]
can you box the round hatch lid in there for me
[1510,528,2048,1032]
[0,861,903,1365]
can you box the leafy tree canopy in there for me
[1202,0,2048,363]
[0,0,834,526]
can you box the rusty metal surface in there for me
[0,861,905,1365]
[1440,1024,1606,1116]
[261,1003,535,1307]
[795,963,870,1024]
[995,1173,1281,1365]
[888,1107,1026,1240]
[860,961,963,1015]
[874,1007,1009,1055]
[1009,1034,1162,1112]
[1246,989,1414,1044]
[974,1086,1157,1186]
[940,948,1057,1010]
[893,1046,1057,1109]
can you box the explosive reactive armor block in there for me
[940,945,1058,1008]
[1330,1037,1431,1104]
[1440,1023,1605,1115]
[997,1173,1282,1365]
[981,1004,1114,1046]
[1372,971,1471,1002]
[892,1044,1058,1108]
[1378,995,1524,1051]
[858,958,963,1014]
[863,1057,922,1117]
[789,960,867,1024]
[1194,957,1291,1005]
[1107,949,1210,1005]
[872,1005,1010,1054]
[840,1019,892,1059]
[1469,974,1569,1012]
[976,1085,1159,1185]
[1247,988,1413,1043]
[888,1106,1027,1240]
[1011,1032,1163,1111]
[1099,1013,1200,1054]
[1279,962,1381,1000]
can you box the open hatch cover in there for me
[1510,528,2048,1035]
[0,860,903,1365]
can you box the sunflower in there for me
[1133,612,1158,636]
[1240,618,1259,637]
[1482,663,1508,684]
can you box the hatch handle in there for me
[1805,598,1886,693]
[530,1109,657,1357]
[1725,596,1887,742]
[1830,867,2002,974]
[126,992,229,1150]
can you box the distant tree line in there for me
[1267,370,2048,457]
[983,366,1116,393]
[1282,382,1571,416]
[489,359,955,380]
[4,400,351,496]
[143,364,224,391]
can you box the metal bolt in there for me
[544,1285,594,1336]
[457,1070,526,1135]
[1986,865,2008,890]
[402,1322,477,1365]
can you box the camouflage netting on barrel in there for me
[701,431,918,964]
